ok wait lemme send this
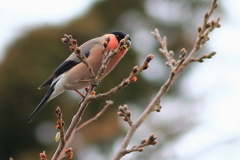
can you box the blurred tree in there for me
[0,0,221,159]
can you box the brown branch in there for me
[61,148,73,160]
[90,54,154,100]
[75,100,113,131]
[62,34,96,78]
[124,134,157,154]
[113,1,221,159]
[94,34,130,82]
[55,107,65,144]
[191,51,216,63]
[117,104,133,126]
[151,29,176,70]
[52,95,90,160]
[183,0,220,66]
[40,151,48,160]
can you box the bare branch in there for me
[184,0,220,65]
[61,148,73,160]
[40,151,47,160]
[151,29,176,69]
[191,51,216,63]
[124,134,158,154]
[90,54,154,100]
[75,100,113,131]
[55,107,65,144]
[94,34,130,83]
[62,34,96,78]
[117,104,133,126]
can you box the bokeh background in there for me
[1,0,239,160]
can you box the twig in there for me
[113,1,221,159]
[40,151,48,160]
[124,134,157,154]
[191,51,216,63]
[94,34,130,83]
[52,94,91,160]
[55,107,65,144]
[117,104,133,126]
[183,0,220,67]
[75,100,113,131]
[151,29,176,70]
[90,54,154,100]
[62,34,96,78]
[61,148,73,160]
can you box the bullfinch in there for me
[27,31,131,123]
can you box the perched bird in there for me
[27,31,131,123]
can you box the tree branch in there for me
[75,100,113,131]
[113,1,221,159]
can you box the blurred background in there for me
[1,0,239,159]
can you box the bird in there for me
[27,31,131,123]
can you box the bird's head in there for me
[110,31,131,49]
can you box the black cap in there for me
[110,31,131,43]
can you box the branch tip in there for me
[40,151,47,160]
[146,54,154,62]
[118,104,133,126]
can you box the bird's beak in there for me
[123,39,131,49]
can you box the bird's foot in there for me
[74,90,85,98]
[84,87,96,96]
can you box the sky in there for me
[0,0,96,61]
[1,0,240,159]
[174,1,240,159]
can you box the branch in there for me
[55,107,65,144]
[191,51,216,63]
[151,29,176,70]
[113,1,221,159]
[95,35,130,81]
[124,134,157,154]
[75,100,113,131]
[90,54,153,100]
[61,148,73,160]
[40,151,47,160]
[117,104,133,126]
[62,34,96,78]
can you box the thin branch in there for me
[124,134,157,154]
[75,100,113,131]
[52,95,90,160]
[40,151,47,160]
[183,0,220,66]
[55,107,65,144]
[151,30,176,70]
[90,54,154,100]
[191,51,216,63]
[94,34,130,83]
[61,148,73,160]
[62,34,96,78]
[117,104,133,126]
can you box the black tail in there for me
[28,82,57,123]
[38,75,55,89]
[27,100,49,123]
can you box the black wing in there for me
[38,37,98,89]
[38,60,79,89]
